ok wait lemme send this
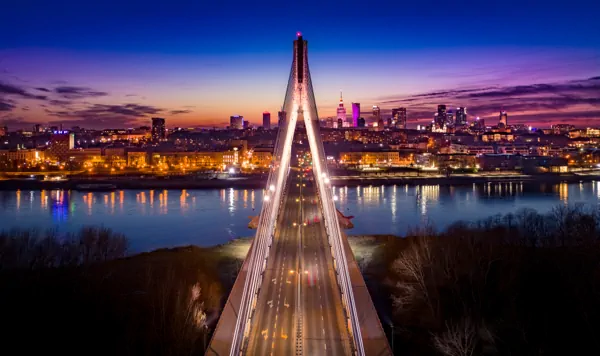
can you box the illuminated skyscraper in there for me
[392,107,407,129]
[230,115,244,129]
[499,111,508,127]
[435,105,446,130]
[446,110,454,127]
[372,105,381,124]
[351,102,360,127]
[151,117,166,141]
[336,91,347,127]
[262,111,271,129]
[455,107,468,126]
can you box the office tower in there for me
[377,118,384,129]
[48,130,75,160]
[357,117,366,128]
[230,115,244,130]
[499,111,508,127]
[337,91,347,125]
[262,111,271,129]
[386,117,392,127]
[243,120,249,129]
[337,117,343,129]
[351,102,360,127]
[392,107,407,129]
[472,116,485,131]
[278,111,286,127]
[151,117,166,141]
[372,105,381,123]
[446,110,454,127]
[435,105,446,129]
[455,107,468,126]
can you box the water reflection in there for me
[0,182,599,252]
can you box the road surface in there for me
[245,170,352,355]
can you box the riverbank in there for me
[1,170,600,190]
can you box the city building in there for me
[351,102,360,127]
[277,111,286,127]
[552,124,575,135]
[446,110,454,127]
[455,107,468,127]
[471,117,486,131]
[435,105,447,130]
[230,115,244,130]
[47,130,75,161]
[337,118,343,129]
[0,126,6,137]
[262,111,271,129]
[499,111,508,128]
[392,107,407,129]
[336,91,347,127]
[243,120,249,129]
[151,118,166,141]
[372,105,381,124]
[357,117,366,128]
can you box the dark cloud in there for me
[48,99,72,107]
[35,87,50,92]
[0,81,46,100]
[54,86,108,99]
[45,103,164,129]
[170,109,192,115]
[0,100,15,111]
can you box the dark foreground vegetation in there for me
[3,204,600,355]
[0,227,239,356]
[361,205,600,355]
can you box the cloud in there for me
[0,81,47,100]
[0,100,15,111]
[35,87,50,92]
[45,102,165,129]
[54,86,108,99]
[48,99,72,107]
[170,109,192,115]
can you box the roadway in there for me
[245,169,352,355]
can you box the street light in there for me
[263,195,270,201]
[269,184,275,192]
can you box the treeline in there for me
[381,205,600,355]
[0,227,225,356]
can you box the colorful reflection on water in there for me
[0,181,598,252]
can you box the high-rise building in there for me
[151,118,166,141]
[446,110,454,127]
[243,120,249,129]
[357,117,366,128]
[499,111,508,127]
[391,107,407,129]
[48,130,75,161]
[337,118,343,129]
[262,111,271,129]
[455,107,468,127]
[0,126,7,137]
[472,116,486,131]
[435,105,447,129]
[337,91,347,126]
[372,105,381,125]
[351,102,360,127]
[278,111,286,127]
[230,115,244,130]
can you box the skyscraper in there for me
[372,105,381,124]
[351,102,360,127]
[446,110,454,127]
[455,107,468,127]
[230,115,244,129]
[337,117,343,129]
[392,107,407,129]
[151,117,166,141]
[499,111,508,127]
[278,111,286,127]
[435,105,447,129]
[336,91,347,127]
[262,111,271,129]
[357,117,366,128]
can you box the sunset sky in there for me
[1,0,599,129]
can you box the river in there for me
[0,181,598,252]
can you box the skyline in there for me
[1,0,599,129]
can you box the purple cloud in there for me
[54,86,108,99]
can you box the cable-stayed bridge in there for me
[207,33,391,356]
